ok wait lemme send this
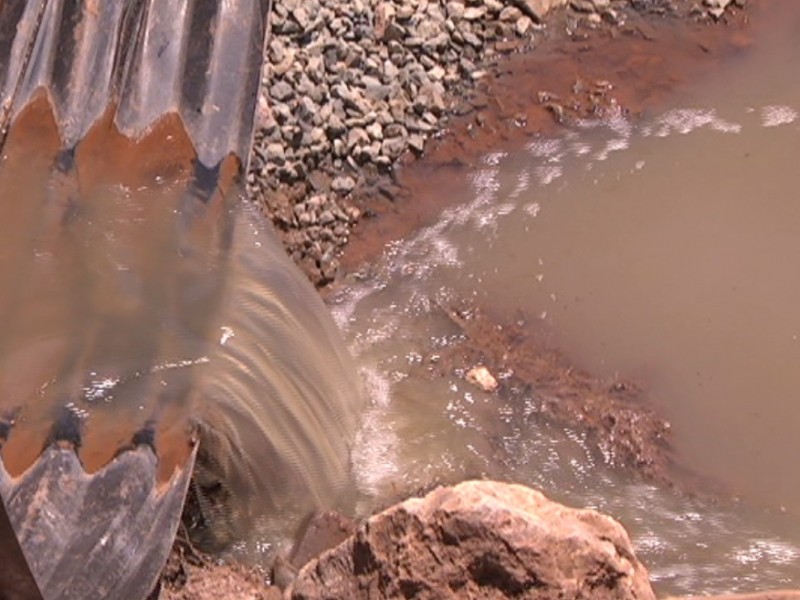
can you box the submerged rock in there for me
[289,480,656,600]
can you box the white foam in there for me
[761,104,798,127]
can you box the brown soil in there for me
[431,302,674,480]
[154,536,281,600]
[336,0,753,274]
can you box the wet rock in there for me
[703,0,734,18]
[466,365,499,392]
[290,511,357,570]
[516,15,534,35]
[289,481,656,600]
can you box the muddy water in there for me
[336,3,800,595]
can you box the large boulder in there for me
[289,480,655,600]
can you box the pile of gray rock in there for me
[246,0,573,284]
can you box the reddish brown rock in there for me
[289,480,656,600]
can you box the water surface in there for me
[336,3,800,594]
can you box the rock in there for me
[271,553,299,591]
[466,365,498,392]
[516,15,533,35]
[268,39,286,64]
[381,137,406,160]
[383,123,407,139]
[270,80,294,102]
[289,481,656,600]
[374,2,397,40]
[446,1,465,20]
[326,113,347,139]
[331,176,356,194]
[570,0,597,13]
[346,127,370,150]
[408,134,426,154]
[499,5,523,21]
[510,0,568,23]
[484,0,505,14]
[704,0,734,18]
[366,121,383,140]
[265,143,286,164]
[463,6,487,20]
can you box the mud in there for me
[155,537,280,600]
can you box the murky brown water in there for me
[335,2,800,594]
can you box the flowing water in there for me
[337,3,800,595]
[0,104,364,563]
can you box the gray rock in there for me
[265,143,286,164]
[463,6,487,20]
[326,114,347,138]
[347,127,369,150]
[500,5,523,21]
[516,15,533,35]
[270,80,294,102]
[331,176,356,194]
[381,137,406,159]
